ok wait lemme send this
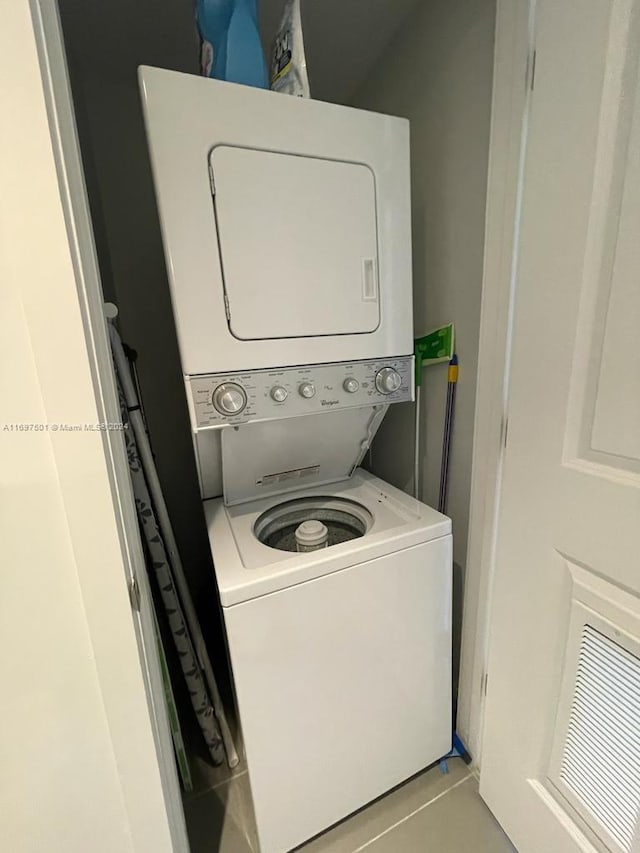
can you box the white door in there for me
[481,2,640,852]
[25,1,189,850]
[211,146,380,340]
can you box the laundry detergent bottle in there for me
[196,0,268,89]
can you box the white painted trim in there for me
[27,1,189,849]
[456,0,533,764]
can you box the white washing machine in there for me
[205,468,452,853]
[198,386,452,852]
[140,70,452,853]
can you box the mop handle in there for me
[438,355,458,514]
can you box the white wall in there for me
[0,3,178,850]
[352,0,495,691]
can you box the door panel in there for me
[481,1,640,851]
[587,74,640,466]
[211,146,380,340]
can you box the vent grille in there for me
[560,626,640,851]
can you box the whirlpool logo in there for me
[321,399,340,407]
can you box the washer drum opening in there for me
[254,496,374,552]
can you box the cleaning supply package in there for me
[196,0,268,89]
[270,0,310,97]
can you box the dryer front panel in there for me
[139,67,413,375]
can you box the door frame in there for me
[28,0,190,849]
[457,0,535,764]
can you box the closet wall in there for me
[351,0,496,688]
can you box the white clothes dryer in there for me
[139,67,413,377]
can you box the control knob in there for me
[212,382,247,415]
[343,377,360,393]
[270,386,288,403]
[375,367,402,395]
[298,382,316,399]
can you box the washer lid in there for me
[221,406,387,506]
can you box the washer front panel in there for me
[223,537,452,853]
[188,356,413,429]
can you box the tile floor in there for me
[183,757,516,853]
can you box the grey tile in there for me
[183,779,254,853]
[182,729,247,799]
[225,771,259,852]
[364,776,515,853]
[301,759,471,853]
[185,756,243,797]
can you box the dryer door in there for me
[210,146,380,340]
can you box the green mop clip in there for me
[412,323,457,505]
[414,323,455,385]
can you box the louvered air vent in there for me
[560,626,640,852]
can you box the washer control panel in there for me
[188,356,414,429]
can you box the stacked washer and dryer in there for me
[140,67,452,853]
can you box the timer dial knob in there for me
[375,367,402,395]
[212,382,247,415]
[343,377,360,393]
[298,382,316,399]
[270,385,288,403]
